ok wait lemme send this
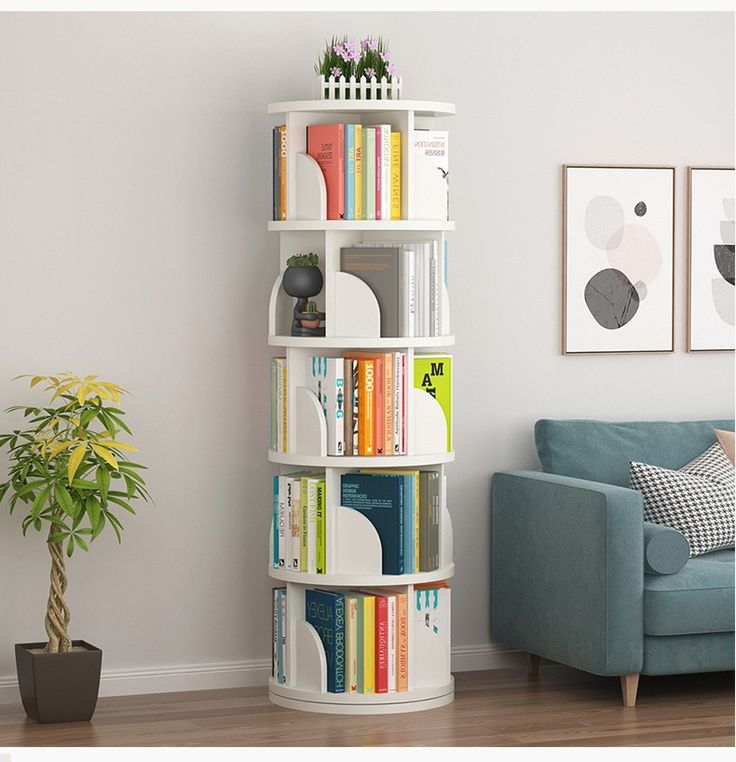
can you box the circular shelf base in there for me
[268,563,454,587]
[269,679,454,715]
[268,450,455,468]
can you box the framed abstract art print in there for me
[688,167,735,352]
[563,165,675,354]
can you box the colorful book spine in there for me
[345,593,359,693]
[270,358,278,449]
[316,479,326,575]
[277,475,287,568]
[307,476,318,574]
[414,354,452,452]
[363,126,376,221]
[309,357,345,456]
[383,353,394,457]
[354,124,363,220]
[373,356,384,456]
[272,587,278,678]
[307,123,345,220]
[351,592,375,694]
[393,352,404,455]
[350,359,359,455]
[374,593,388,693]
[390,131,401,220]
[272,476,279,567]
[272,127,279,222]
[395,590,408,691]
[386,592,396,691]
[288,477,300,571]
[279,588,287,683]
[306,589,345,693]
[300,477,309,572]
[343,357,354,456]
[345,124,356,220]
[358,359,375,456]
[374,126,382,220]
[279,125,287,221]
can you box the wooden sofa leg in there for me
[527,653,540,678]
[620,673,640,707]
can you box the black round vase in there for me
[282,266,323,299]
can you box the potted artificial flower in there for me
[315,36,400,100]
[0,373,149,723]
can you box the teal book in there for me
[345,124,356,220]
[272,476,279,568]
[401,474,416,575]
[306,589,346,693]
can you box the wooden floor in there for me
[0,665,733,747]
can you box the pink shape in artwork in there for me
[606,223,662,285]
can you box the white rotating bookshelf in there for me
[267,98,455,714]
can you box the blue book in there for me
[272,476,279,568]
[341,473,404,574]
[345,124,356,220]
[275,587,286,684]
[306,589,346,693]
[402,474,416,575]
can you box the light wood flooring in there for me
[0,664,732,747]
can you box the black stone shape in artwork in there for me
[714,244,735,286]
[584,268,640,330]
[634,201,647,217]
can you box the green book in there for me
[316,479,326,575]
[414,354,452,452]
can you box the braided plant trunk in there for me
[44,512,72,654]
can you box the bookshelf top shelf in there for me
[268,450,455,468]
[268,335,455,349]
[268,220,455,232]
[268,563,455,587]
[268,99,455,117]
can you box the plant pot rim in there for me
[16,640,102,654]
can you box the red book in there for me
[374,127,382,220]
[307,124,345,220]
[373,593,389,693]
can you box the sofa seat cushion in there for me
[644,549,734,636]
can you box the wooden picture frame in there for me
[562,164,675,355]
[687,166,735,352]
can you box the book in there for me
[382,588,408,691]
[340,246,402,337]
[308,356,345,456]
[348,358,359,455]
[277,475,287,568]
[345,351,384,457]
[270,358,278,449]
[341,473,404,574]
[354,124,363,220]
[363,126,376,220]
[272,587,278,678]
[272,476,279,567]
[300,476,309,572]
[273,587,287,683]
[414,354,452,452]
[411,129,449,220]
[288,476,300,571]
[383,352,394,456]
[368,124,391,220]
[429,240,441,337]
[316,479,326,575]
[390,131,401,220]
[272,127,280,222]
[399,249,416,338]
[374,126,382,220]
[307,123,345,220]
[345,124,356,220]
[344,593,359,693]
[271,357,286,452]
[306,474,320,574]
[350,592,375,693]
[419,470,441,571]
[278,125,287,221]
[343,357,354,456]
[306,589,346,693]
[279,587,287,683]
[357,359,375,456]
[395,352,405,455]
[385,591,397,691]
[372,591,389,693]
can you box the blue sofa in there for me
[491,419,735,707]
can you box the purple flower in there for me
[360,37,369,51]
[364,67,376,79]
[365,37,377,51]
[330,66,342,78]
[380,51,391,63]
[387,64,397,76]
[335,43,347,60]
[345,41,360,62]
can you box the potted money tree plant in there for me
[0,373,149,723]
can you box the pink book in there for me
[307,123,345,220]
[374,127,382,220]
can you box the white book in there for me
[430,241,440,337]
[307,476,318,574]
[411,130,449,221]
[326,359,345,456]
[277,475,287,568]
[287,477,300,571]
[386,593,397,692]
[421,243,431,337]
[367,124,391,220]
[272,588,279,678]
[398,248,416,338]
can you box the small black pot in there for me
[282,265,323,298]
[15,640,102,723]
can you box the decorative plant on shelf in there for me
[283,253,326,337]
[315,36,400,100]
[0,372,149,723]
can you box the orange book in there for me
[382,587,408,691]
[307,123,345,220]
[383,353,394,456]
[279,125,287,221]
[373,356,384,455]
[358,358,375,456]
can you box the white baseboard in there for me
[0,643,521,705]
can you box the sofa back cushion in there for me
[535,419,735,487]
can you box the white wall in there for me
[0,12,733,698]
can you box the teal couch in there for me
[491,419,735,707]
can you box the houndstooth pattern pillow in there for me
[630,443,735,557]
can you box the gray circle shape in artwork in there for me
[585,268,640,330]
[585,195,625,250]
[634,201,647,217]
[634,280,648,300]
[714,244,735,285]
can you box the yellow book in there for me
[355,125,363,220]
[390,132,401,220]
[345,594,359,693]
[352,592,375,693]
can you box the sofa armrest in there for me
[491,470,644,676]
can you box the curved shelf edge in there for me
[267,220,455,232]
[268,563,454,587]
[268,450,455,467]
[268,335,455,349]
[268,678,454,715]
[268,99,456,117]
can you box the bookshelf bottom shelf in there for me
[268,677,454,715]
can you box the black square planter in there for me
[15,640,102,723]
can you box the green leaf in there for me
[107,495,136,514]
[48,532,69,543]
[31,485,51,518]
[91,511,106,540]
[96,466,110,501]
[80,408,99,428]
[33,518,42,532]
[70,478,98,490]
[66,537,74,557]
[85,496,101,530]
[15,479,48,497]
[55,483,74,516]
[74,535,89,552]
[124,474,135,498]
